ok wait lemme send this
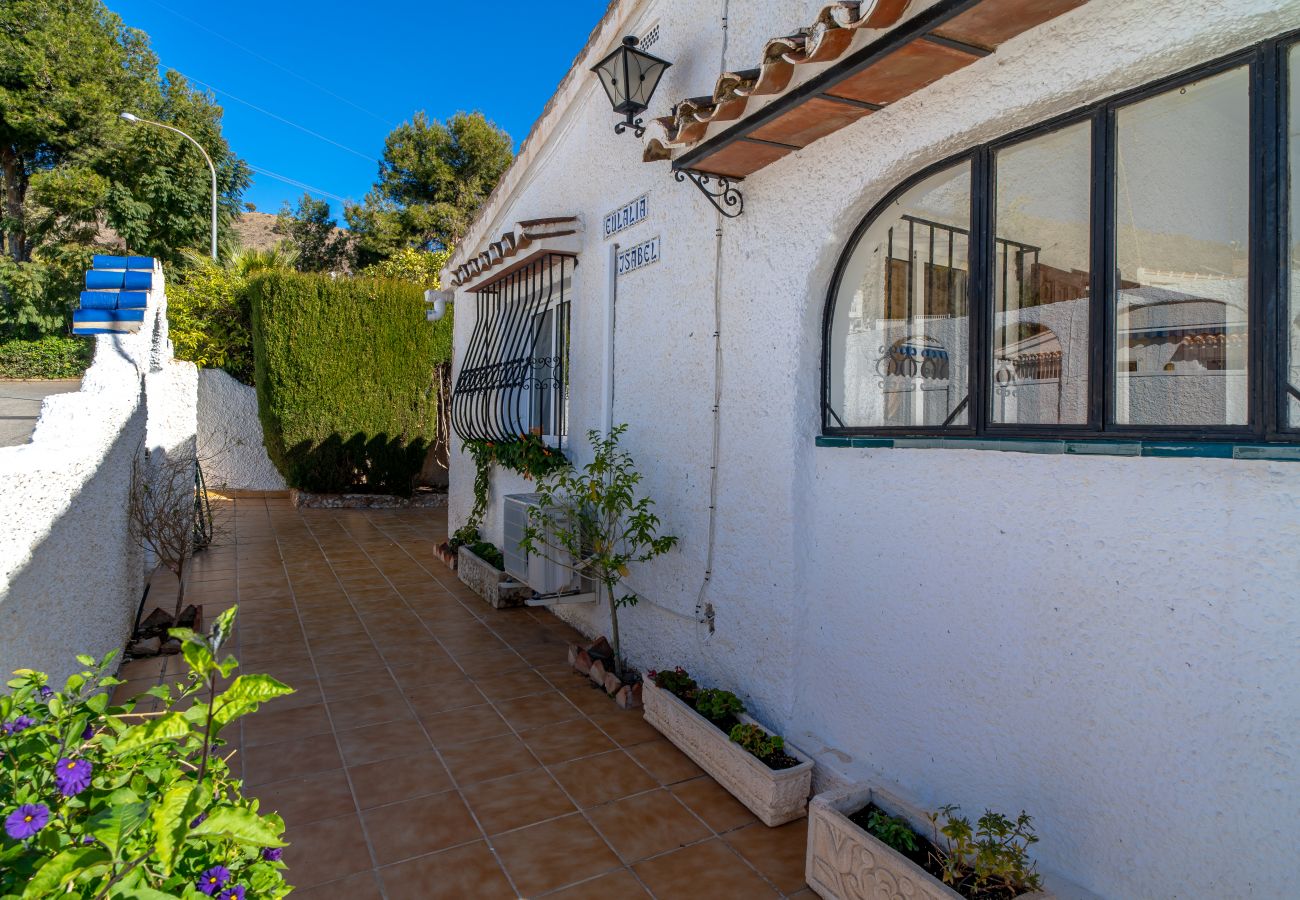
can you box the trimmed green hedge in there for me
[249,271,452,495]
[0,335,94,378]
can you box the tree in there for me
[0,0,248,334]
[345,111,512,266]
[276,192,349,273]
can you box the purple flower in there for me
[261,847,282,861]
[190,812,208,828]
[1,715,35,736]
[38,686,54,700]
[218,887,246,900]
[4,804,50,840]
[197,865,231,896]
[81,835,96,844]
[55,758,92,797]
[81,724,95,741]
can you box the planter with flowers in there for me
[643,668,812,826]
[0,607,293,898]
[806,782,1052,900]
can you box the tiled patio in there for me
[114,498,810,898]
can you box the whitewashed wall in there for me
[0,269,198,687]
[448,1,1300,897]
[196,368,286,492]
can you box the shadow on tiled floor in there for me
[114,498,810,899]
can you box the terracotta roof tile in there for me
[449,217,582,289]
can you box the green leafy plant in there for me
[249,271,446,495]
[458,433,570,539]
[728,723,785,761]
[648,667,697,702]
[0,606,293,898]
[927,805,1042,896]
[866,809,920,854]
[520,425,678,679]
[694,688,744,723]
[467,540,504,570]
[0,335,93,378]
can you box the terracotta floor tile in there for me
[327,690,415,731]
[543,867,651,899]
[361,790,479,865]
[519,720,615,766]
[250,768,355,827]
[550,749,659,809]
[586,788,710,863]
[670,776,758,833]
[633,838,779,899]
[259,681,323,712]
[243,733,341,786]
[472,669,554,701]
[590,710,663,747]
[347,751,451,809]
[456,648,532,677]
[281,812,374,889]
[335,719,432,767]
[318,667,398,702]
[439,734,540,786]
[495,691,583,732]
[461,768,576,835]
[402,677,485,717]
[380,840,515,900]
[242,702,333,747]
[311,646,386,678]
[558,681,623,715]
[420,703,511,748]
[722,819,810,894]
[288,870,384,899]
[627,739,705,785]
[491,813,622,896]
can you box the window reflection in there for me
[1114,66,1250,426]
[829,162,971,428]
[993,121,1091,425]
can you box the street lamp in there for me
[120,112,218,260]
[591,36,671,138]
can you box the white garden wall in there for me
[196,368,286,493]
[448,1,1300,897]
[0,267,198,688]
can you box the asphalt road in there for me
[0,380,82,448]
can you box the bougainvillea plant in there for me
[0,606,293,898]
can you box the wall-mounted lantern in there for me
[591,36,671,139]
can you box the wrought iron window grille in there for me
[452,254,575,443]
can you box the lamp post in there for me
[120,112,218,260]
[591,36,671,138]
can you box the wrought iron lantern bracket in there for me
[673,169,744,218]
[614,111,646,138]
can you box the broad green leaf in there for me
[22,846,110,899]
[152,784,200,875]
[76,654,95,666]
[111,713,191,754]
[192,806,286,847]
[210,606,238,652]
[211,675,293,728]
[46,695,63,716]
[113,887,178,900]
[180,638,214,678]
[88,802,148,859]
[86,692,109,714]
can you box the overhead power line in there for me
[144,0,397,128]
[173,68,379,164]
[247,164,353,206]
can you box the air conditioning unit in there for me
[503,493,595,602]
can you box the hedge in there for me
[166,261,256,384]
[0,335,94,379]
[249,271,453,495]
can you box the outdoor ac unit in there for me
[503,493,592,598]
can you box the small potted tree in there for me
[806,783,1053,899]
[522,425,677,707]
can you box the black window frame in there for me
[822,30,1300,444]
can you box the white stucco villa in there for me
[441,1,1300,897]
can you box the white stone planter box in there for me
[457,546,530,609]
[642,678,813,826]
[806,783,1054,900]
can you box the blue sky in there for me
[110,0,611,220]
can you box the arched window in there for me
[823,33,1300,445]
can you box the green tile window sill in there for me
[814,435,1300,461]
